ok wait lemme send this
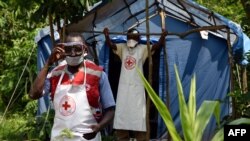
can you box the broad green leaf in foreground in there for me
[137,67,182,141]
[137,65,222,141]
[174,65,193,141]
[174,64,221,141]
[194,101,220,141]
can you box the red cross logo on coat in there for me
[125,56,136,70]
[59,95,76,116]
[62,101,71,110]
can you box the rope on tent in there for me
[159,1,198,27]
[130,12,158,30]
[123,0,139,24]
[208,12,217,27]
[0,44,36,125]
[177,0,195,24]
[159,1,234,35]
[123,1,157,26]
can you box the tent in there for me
[35,0,250,140]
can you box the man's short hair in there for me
[65,32,86,43]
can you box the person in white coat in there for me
[29,32,115,141]
[103,28,166,141]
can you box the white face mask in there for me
[127,39,138,48]
[65,55,83,66]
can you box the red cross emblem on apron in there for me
[59,95,76,116]
[125,56,136,70]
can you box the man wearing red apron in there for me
[29,33,115,141]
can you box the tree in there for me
[18,0,100,45]
[0,0,41,113]
[195,0,249,35]
[240,0,250,35]
[0,0,101,139]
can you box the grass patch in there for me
[0,114,27,140]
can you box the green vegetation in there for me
[0,101,53,140]
[138,65,250,141]
[196,0,250,35]
[0,0,100,140]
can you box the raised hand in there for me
[103,27,109,37]
[47,44,65,66]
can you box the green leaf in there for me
[136,67,182,141]
[188,74,196,131]
[228,118,250,125]
[39,130,45,139]
[212,118,250,141]
[194,101,220,141]
[79,0,85,7]
[0,1,7,7]
[60,128,74,138]
[211,128,224,141]
[174,65,193,141]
